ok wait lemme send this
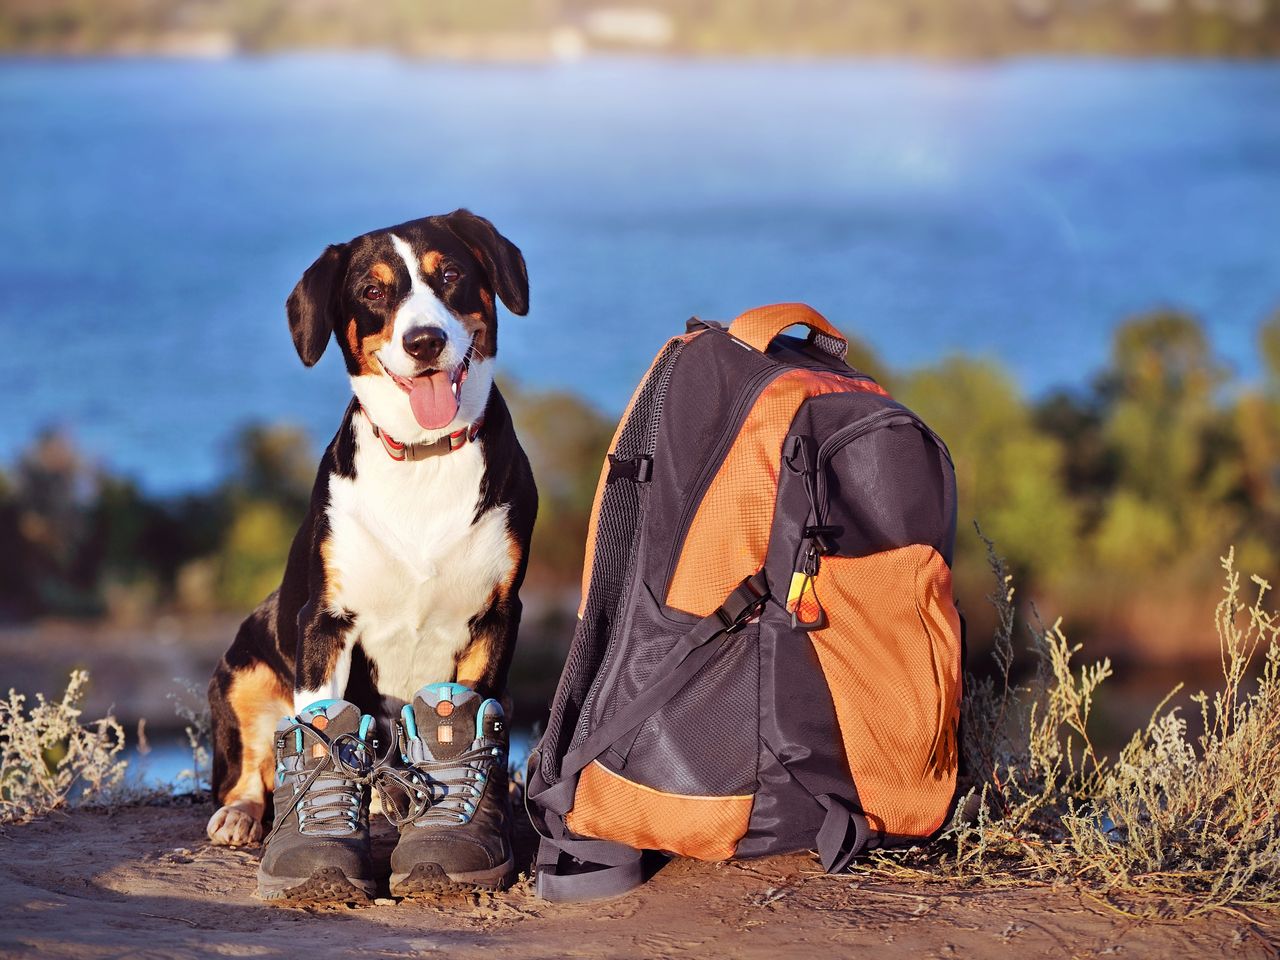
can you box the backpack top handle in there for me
[728,302,848,361]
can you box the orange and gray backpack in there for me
[526,303,963,901]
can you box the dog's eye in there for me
[362,285,384,301]
[442,268,460,284]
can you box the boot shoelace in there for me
[264,722,374,843]
[373,743,502,827]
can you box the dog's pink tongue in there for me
[408,372,459,430]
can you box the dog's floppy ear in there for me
[445,209,529,316]
[287,243,350,367]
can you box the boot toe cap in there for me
[392,833,504,875]
[263,838,373,882]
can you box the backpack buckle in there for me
[804,525,840,556]
[606,454,653,483]
[715,573,769,633]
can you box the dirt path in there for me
[2,802,1276,959]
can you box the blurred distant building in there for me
[581,7,675,49]
[1231,0,1269,22]
[1012,0,1056,21]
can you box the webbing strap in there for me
[815,794,873,873]
[528,573,768,901]
[534,837,648,902]
[535,628,730,817]
[538,573,766,813]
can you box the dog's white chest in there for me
[323,422,513,702]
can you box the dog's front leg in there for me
[293,599,357,713]
[454,590,522,704]
[454,509,532,707]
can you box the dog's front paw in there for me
[207,804,264,847]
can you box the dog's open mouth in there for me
[387,357,470,431]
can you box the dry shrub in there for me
[1064,551,1280,908]
[862,540,1279,914]
[0,670,129,824]
[168,677,212,795]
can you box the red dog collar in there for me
[361,408,483,462]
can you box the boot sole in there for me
[390,858,516,897]
[257,865,377,904]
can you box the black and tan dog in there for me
[206,210,536,846]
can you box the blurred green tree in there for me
[1098,312,1223,504]
[1224,312,1280,576]
[843,332,894,392]
[503,380,614,587]
[897,356,1078,588]
[1262,311,1280,388]
[1091,311,1228,574]
[5,432,101,615]
[212,423,314,609]
[1033,388,1115,531]
[216,499,296,610]
[225,423,315,518]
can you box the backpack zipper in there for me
[819,410,959,775]
[814,408,953,513]
[659,345,885,611]
[777,407,952,631]
[584,350,830,739]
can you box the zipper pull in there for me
[784,434,833,631]
[788,541,828,630]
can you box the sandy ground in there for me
[1,801,1276,960]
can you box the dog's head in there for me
[286,209,528,442]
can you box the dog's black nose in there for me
[403,326,447,365]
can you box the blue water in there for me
[122,731,533,791]
[1,55,1278,490]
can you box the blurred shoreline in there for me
[5,43,1279,65]
[6,46,1280,66]
[0,592,575,738]
[2,310,1277,715]
[0,600,1234,759]
[4,1,1279,61]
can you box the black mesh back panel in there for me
[539,338,686,785]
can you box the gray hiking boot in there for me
[257,699,377,903]
[379,682,515,896]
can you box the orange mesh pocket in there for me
[666,370,887,616]
[566,761,752,861]
[808,546,962,837]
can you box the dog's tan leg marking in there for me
[320,535,342,610]
[207,663,290,847]
[456,535,524,696]
[454,633,494,693]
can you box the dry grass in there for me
[857,538,1280,915]
[1,672,213,826]
[167,677,211,794]
[0,669,130,824]
[4,543,1277,918]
